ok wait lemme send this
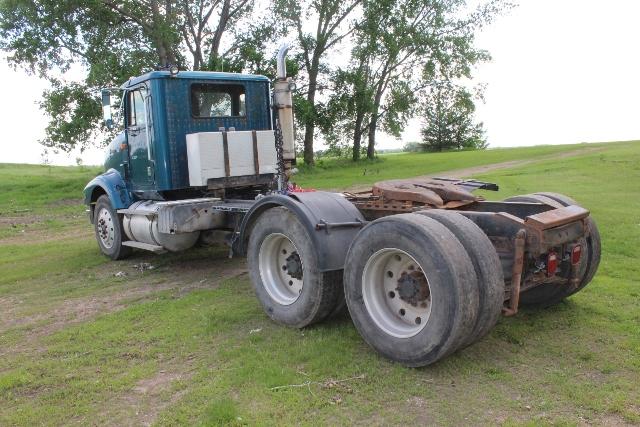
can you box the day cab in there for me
[84,70,273,214]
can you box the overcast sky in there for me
[1,0,638,166]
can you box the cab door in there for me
[126,86,154,188]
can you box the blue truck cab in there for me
[84,70,272,214]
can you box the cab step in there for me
[122,241,166,253]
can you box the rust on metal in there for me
[372,178,479,208]
[396,270,431,307]
[503,229,526,316]
[524,205,589,230]
[345,178,489,219]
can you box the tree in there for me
[319,63,374,160]
[275,0,362,165]
[180,0,272,72]
[0,0,271,153]
[420,83,487,152]
[324,0,509,160]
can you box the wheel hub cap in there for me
[96,208,115,249]
[258,233,304,305]
[361,248,432,338]
[285,252,303,280]
[397,271,430,307]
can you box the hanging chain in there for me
[273,118,287,193]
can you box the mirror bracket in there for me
[101,89,113,130]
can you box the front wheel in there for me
[93,195,131,260]
[247,207,341,328]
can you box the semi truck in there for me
[84,45,601,367]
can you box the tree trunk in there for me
[303,56,321,165]
[352,108,364,161]
[210,0,230,65]
[156,43,169,66]
[303,122,315,165]
[367,114,377,159]
[367,72,387,159]
[150,0,175,66]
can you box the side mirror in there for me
[101,89,113,129]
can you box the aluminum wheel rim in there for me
[362,248,431,338]
[96,207,115,249]
[258,233,304,305]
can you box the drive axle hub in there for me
[396,271,430,307]
[285,252,303,280]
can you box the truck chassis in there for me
[90,176,600,367]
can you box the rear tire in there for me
[247,207,341,328]
[93,195,131,260]
[344,213,479,367]
[504,193,601,307]
[416,210,504,347]
[327,271,349,319]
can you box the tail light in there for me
[571,244,582,265]
[547,251,558,277]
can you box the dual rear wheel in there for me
[248,207,504,367]
[344,212,504,366]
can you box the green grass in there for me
[0,140,639,426]
[0,163,101,216]
[293,142,606,190]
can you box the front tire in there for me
[93,195,131,260]
[247,207,341,328]
[344,213,479,367]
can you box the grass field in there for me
[1,141,639,426]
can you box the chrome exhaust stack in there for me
[274,43,296,162]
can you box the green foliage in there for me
[40,82,104,152]
[0,0,275,153]
[0,0,510,163]
[323,0,511,160]
[275,0,362,164]
[402,141,423,152]
[420,83,488,152]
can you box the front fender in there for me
[83,168,132,210]
[237,191,366,272]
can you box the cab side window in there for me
[127,89,146,127]
[191,84,246,118]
